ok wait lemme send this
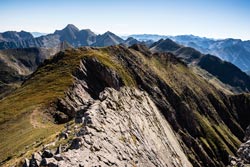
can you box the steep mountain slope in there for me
[150,39,181,52]
[0,31,33,42]
[92,31,124,47]
[23,88,192,167]
[29,24,97,48]
[0,31,35,49]
[1,45,250,167]
[150,39,250,92]
[0,48,49,98]
[198,55,250,92]
[0,42,72,98]
[54,24,97,47]
[124,37,140,46]
[128,34,250,72]
[168,36,250,72]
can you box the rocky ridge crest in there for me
[23,87,192,167]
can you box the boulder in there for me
[42,149,53,158]
[69,137,82,149]
[40,158,58,167]
[55,144,61,155]
[29,154,39,167]
[54,154,64,161]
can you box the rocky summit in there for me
[0,45,250,167]
[1,0,250,166]
[23,87,192,167]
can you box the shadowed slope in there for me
[0,45,249,167]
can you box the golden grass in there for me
[194,112,240,158]
[130,50,241,163]
[0,47,135,165]
[0,110,64,166]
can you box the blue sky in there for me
[0,0,249,39]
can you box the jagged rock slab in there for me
[26,87,192,167]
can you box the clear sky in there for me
[0,0,249,40]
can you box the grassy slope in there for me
[101,47,241,163]
[0,46,244,166]
[0,47,135,166]
[129,50,241,166]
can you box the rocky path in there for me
[23,87,192,167]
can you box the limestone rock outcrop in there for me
[24,87,192,167]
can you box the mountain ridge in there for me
[1,45,250,167]
[150,38,250,93]
[1,26,250,95]
[0,41,72,99]
[129,34,250,71]
[0,24,126,49]
[2,26,250,72]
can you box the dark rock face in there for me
[42,150,53,158]
[92,31,124,47]
[3,45,250,167]
[98,45,250,167]
[124,37,140,46]
[0,31,33,42]
[54,24,97,47]
[229,94,250,131]
[0,48,46,98]
[198,55,250,92]
[69,137,82,149]
[0,31,36,49]
[150,38,181,52]
[150,39,250,93]
[0,44,71,99]
[52,56,125,123]
[38,45,250,167]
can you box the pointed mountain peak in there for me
[64,24,79,32]
[150,38,181,52]
[54,24,79,34]
[126,37,136,41]
[103,31,115,36]
[160,38,179,45]
[93,31,124,47]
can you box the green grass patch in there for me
[194,111,238,161]
[0,47,136,165]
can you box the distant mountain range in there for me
[150,39,250,92]
[0,41,72,98]
[1,44,250,167]
[1,24,250,167]
[2,24,250,72]
[1,24,250,76]
[128,34,250,72]
[0,24,138,50]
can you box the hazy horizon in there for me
[1,0,250,40]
